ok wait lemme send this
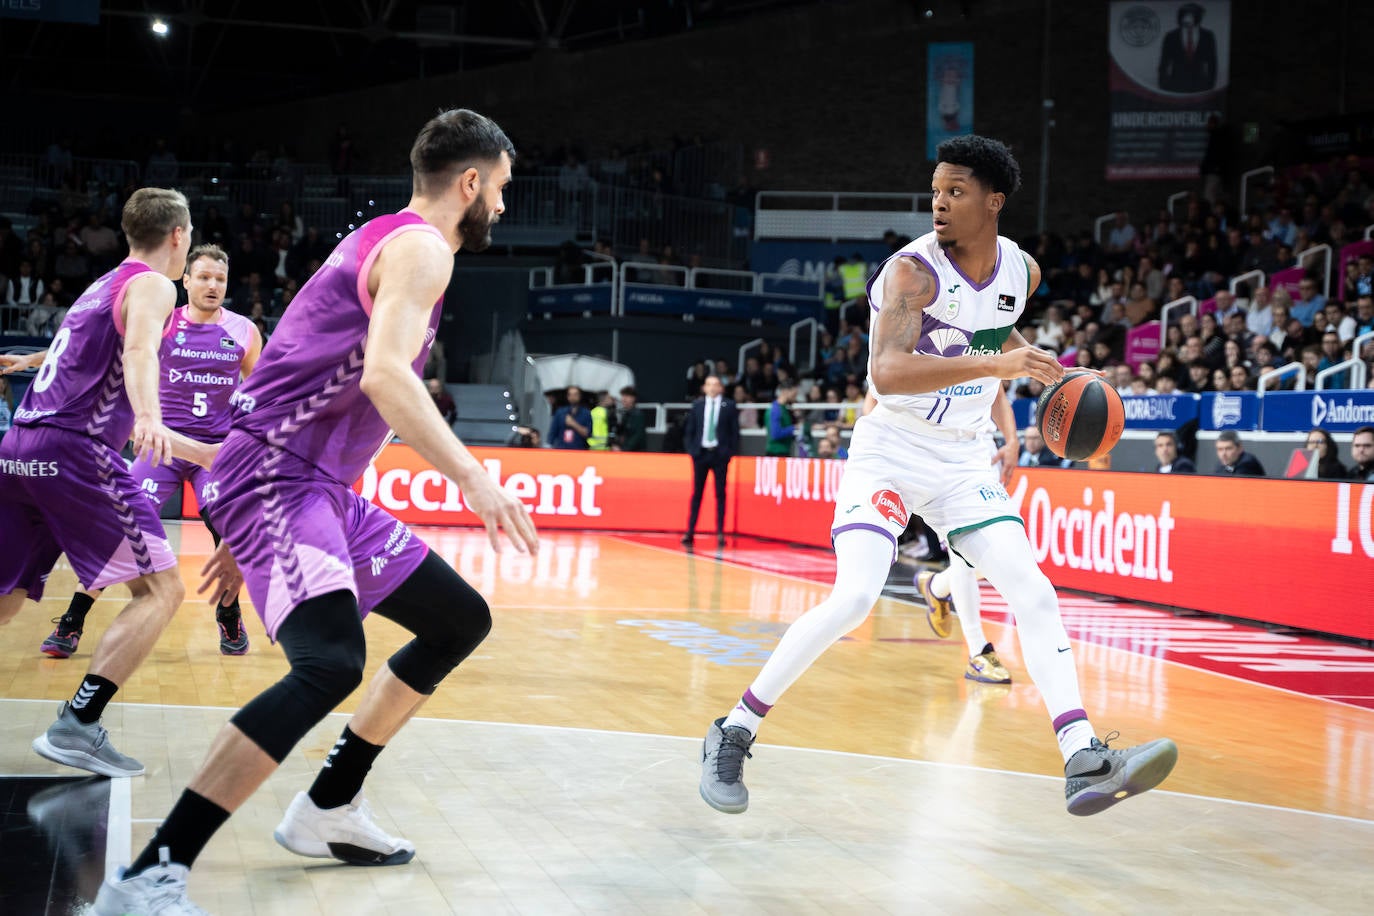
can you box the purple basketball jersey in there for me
[12,259,168,450]
[160,306,256,440]
[229,210,446,484]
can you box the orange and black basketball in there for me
[1035,371,1125,461]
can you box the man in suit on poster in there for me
[682,375,739,549]
[1157,2,1218,94]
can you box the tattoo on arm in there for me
[875,259,935,356]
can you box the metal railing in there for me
[1240,166,1274,218]
[1298,243,1332,300]
[1229,269,1266,296]
[1094,212,1116,246]
[1319,329,1374,390]
[1257,361,1305,396]
[644,399,863,435]
[737,338,765,377]
[1166,190,1191,224]
[789,318,820,372]
[1158,296,1197,355]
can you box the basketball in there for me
[1035,372,1125,461]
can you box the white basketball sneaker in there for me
[273,790,416,866]
[92,847,208,915]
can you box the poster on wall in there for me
[926,42,974,160]
[1107,1,1230,180]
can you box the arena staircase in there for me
[447,383,519,446]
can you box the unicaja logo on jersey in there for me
[871,489,909,526]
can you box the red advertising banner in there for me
[1010,469,1374,640]
[186,448,1374,639]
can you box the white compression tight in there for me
[932,557,987,657]
[741,528,894,709]
[952,521,1095,759]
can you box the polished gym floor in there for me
[1,523,1371,913]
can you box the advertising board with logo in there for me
[186,448,1373,639]
[1261,390,1374,433]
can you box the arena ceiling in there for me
[1,0,827,111]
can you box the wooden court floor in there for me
[1,522,1371,913]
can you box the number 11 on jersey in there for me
[925,397,952,424]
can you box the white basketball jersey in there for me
[866,231,1029,435]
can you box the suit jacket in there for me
[1157,27,1217,94]
[683,396,739,461]
[1214,451,1265,477]
[1157,456,1196,474]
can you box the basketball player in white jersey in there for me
[700,135,1178,817]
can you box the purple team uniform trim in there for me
[1053,709,1087,732]
[741,689,772,716]
[866,252,941,314]
[944,244,1002,292]
[831,522,899,563]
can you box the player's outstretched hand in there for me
[995,347,1064,385]
[132,418,174,467]
[0,351,42,375]
[198,542,243,607]
[462,472,540,555]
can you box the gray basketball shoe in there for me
[1065,733,1178,816]
[32,701,145,777]
[700,717,755,814]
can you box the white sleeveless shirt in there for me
[866,231,1030,436]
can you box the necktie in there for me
[1185,28,1194,57]
[706,399,717,441]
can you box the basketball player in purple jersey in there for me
[699,136,1178,819]
[38,243,262,660]
[0,188,217,779]
[96,110,538,915]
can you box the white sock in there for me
[723,698,765,736]
[928,568,951,598]
[952,521,1094,765]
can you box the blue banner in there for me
[1199,391,1259,430]
[927,42,975,159]
[1260,390,1374,433]
[527,285,613,316]
[0,0,99,24]
[749,241,892,281]
[1120,394,1200,429]
[1012,396,1034,431]
[621,285,822,324]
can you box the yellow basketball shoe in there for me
[965,643,1012,684]
[916,570,954,638]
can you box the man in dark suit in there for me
[682,375,739,548]
[1157,3,1218,94]
[1213,430,1265,476]
[1153,431,1196,473]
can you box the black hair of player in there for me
[410,108,517,193]
[934,135,1022,197]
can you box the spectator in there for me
[1213,430,1266,476]
[508,426,542,448]
[5,260,44,320]
[685,361,709,399]
[1348,426,1374,481]
[1354,295,1374,336]
[275,202,305,244]
[815,437,841,460]
[548,385,592,449]
[733,384,759,429]
[25,291,66,337]
[144,137,179,186]
[1228,364,1253,391]
[820,423,849,460]
[79,213,120,274]
[1290,278,1327,327]
[615,386,648,452]
[588,390,617,450]
[1123,281,1156,326]
[1304,428,1347,479]
[1033,304,1070,350]
[765,383,800,457]
[1019,426,1071,468]
[1105,211,1137,266]
[427,378,456,425]
[53,241,90,291]
[1153,431,1195,473]
[1325,302,1356,343]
